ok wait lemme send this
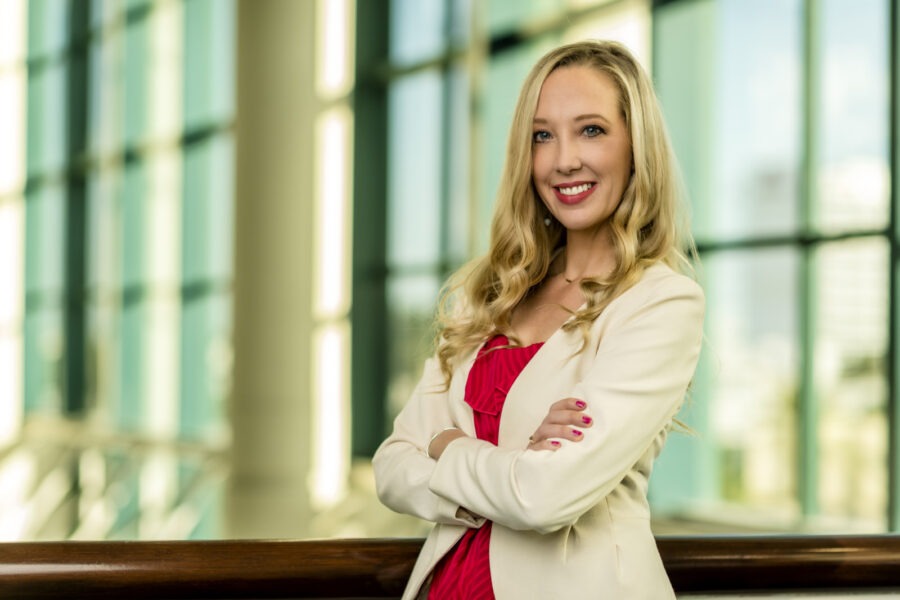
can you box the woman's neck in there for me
[558,229,616,283]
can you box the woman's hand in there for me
[426,428,467,461]
[527,398,592,451]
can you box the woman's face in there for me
[531,65,633,238]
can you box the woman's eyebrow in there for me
[575,113,610,124]
[532,113,612,124]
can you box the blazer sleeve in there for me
[427,273,705,534]
[372,355,486,528]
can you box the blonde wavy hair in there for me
[434,40,695,382]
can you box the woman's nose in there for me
[555,139,582,173]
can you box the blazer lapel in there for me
[497,324,584,447]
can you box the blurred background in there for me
[0,0,895,542]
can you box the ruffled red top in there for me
[427,335,543,600]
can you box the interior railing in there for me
[0,535,898,599]
[0,416,229,541]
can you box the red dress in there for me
[427,335,543,600]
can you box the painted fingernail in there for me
[572,429,583,436]
[575,401,586,409]
[582,416,592,425]
[550,441,561,447]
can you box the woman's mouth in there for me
[553,182,595,205]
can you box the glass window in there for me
[387,69,445,268]
[814,238,888,528]
[386,274,443,416]
[653,0,894,532]
[812,0,889,234]
[390,0,448,66]
[703,248,801,518]
[183,0,235,129]
[479,40,553,251]
[487,0,561,35]
[25,61,68,177]
[11,0,236,540]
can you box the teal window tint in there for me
[86,171,120,293]
[122,13,149,149]
[387,69,444,268]
[386,274,443,416]
[86,298,119,416]
[657,0,803,244]
[24,183,65,296]
[27,0,68,59]
[181,134,234,438]
[716,0,801,240]
[120,159,148,291]
[653,0,716,239]
[22,188,66,417]
[86,171,122,414]
[181,134,234,283]
[682,248,801,520]
[445,60,472,265]
[486,0,562,35]
[812,0,889,234]
[653,0,893,531]
[23,306,64,415]
[183,0,235,130]
[180,293,231,439]
[390,0,448,66]
[448,0,472,48]
[86,25,123,157]
[813,238,889,527]
[116,299,146,430]
[89,0,124,29]
[479,39,554,252]
[26,60,68,177]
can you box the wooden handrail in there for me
[0,535,899,598]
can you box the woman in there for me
[372,40,704,599]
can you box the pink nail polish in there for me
[550,441,561,447]
[582,416,592,425]
[572,429,582,436]
[575,401,586,409]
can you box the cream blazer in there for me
[372,263,705,599]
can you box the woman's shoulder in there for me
[613,262,705,310]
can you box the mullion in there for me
[889,0,900,532]
[62,0,91,416]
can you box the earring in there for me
[544,217,551,227]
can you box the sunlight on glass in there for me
[139,450,178,539]
[563,0,650,69]
[814,0,889,234]
[814,239,888,529]
[0,71,25,195]
[0,202,23,445]
[311,323,350,509]
[0,0,25,66]
[0,0,24,223]
[149,0,183,140]
[317,0,355,98]
[144,154,181,437]
[0,450,33,540]
[314,106,353,318]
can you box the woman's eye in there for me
[583,125,605,137]
[533,130,551,143]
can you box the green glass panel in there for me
[813,238,888,529]
[179,292,230,438]
[389,0,447,66]
[181,134,235,282]
[811,0,889,234]
[386,274,441,418]
[183,0,235,129]
[387,69,444,268]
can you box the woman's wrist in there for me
[425,427,464,460]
